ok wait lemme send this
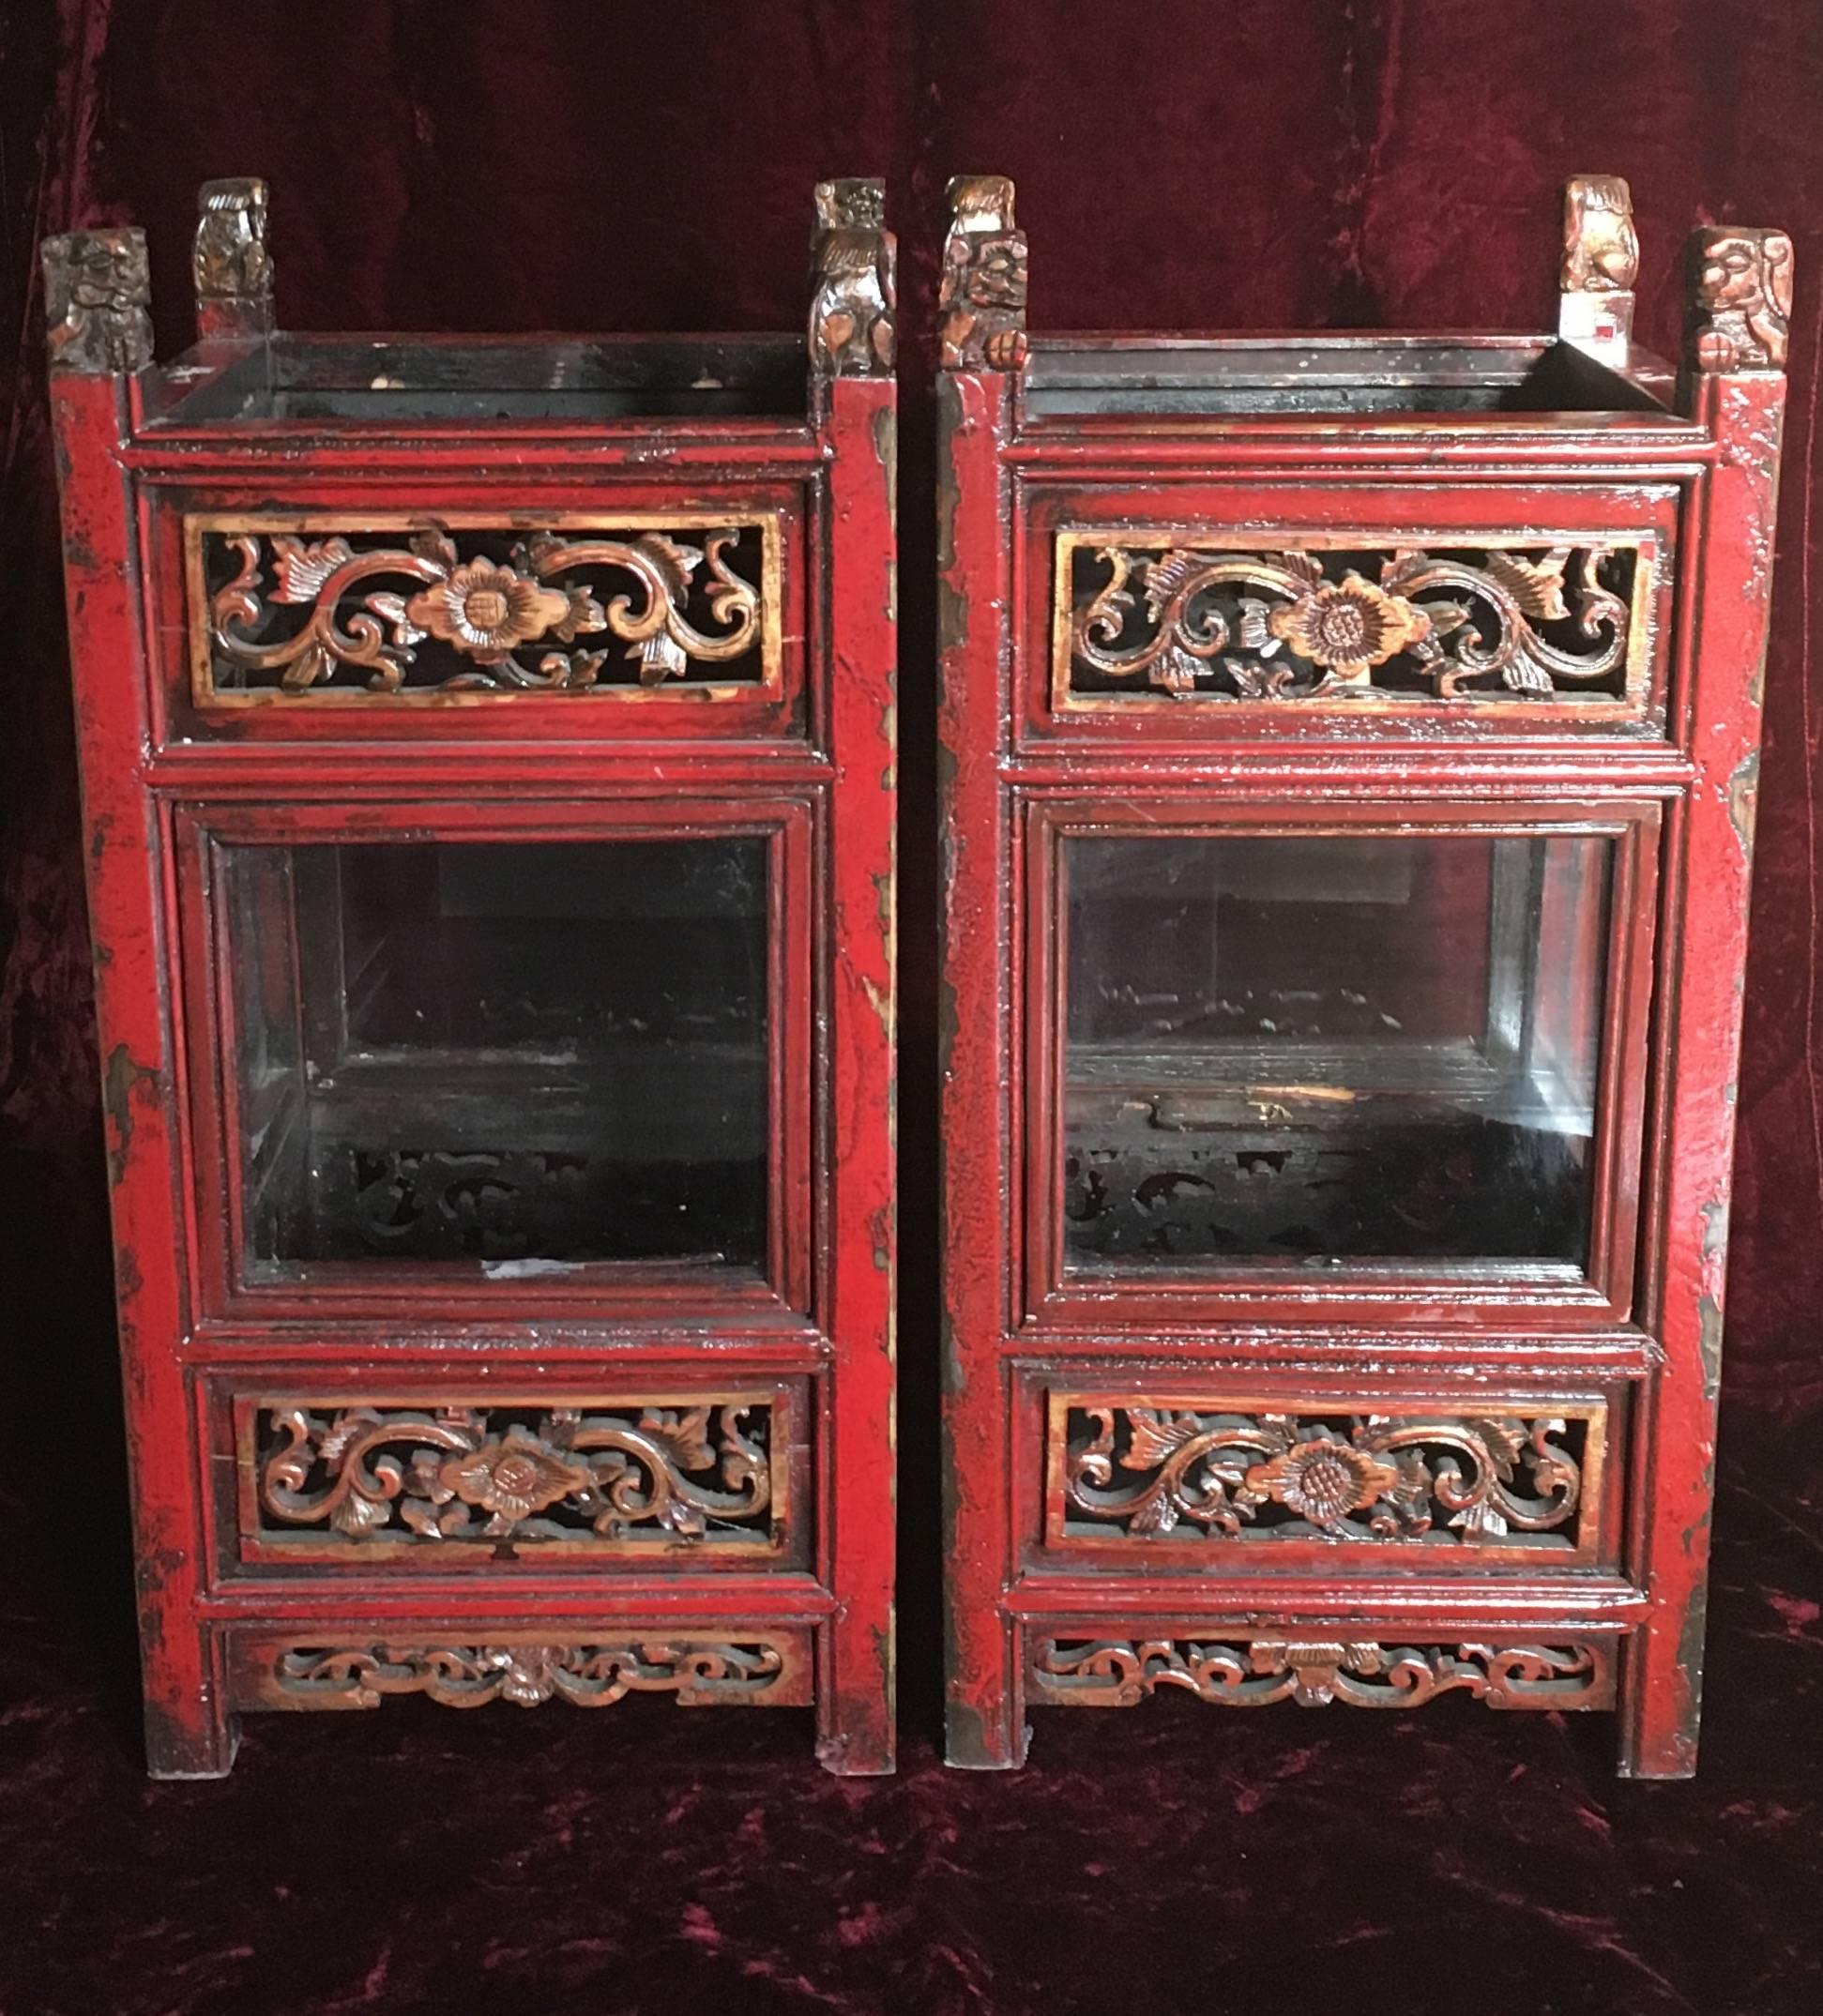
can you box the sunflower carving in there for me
[1267,573,1431,684]
[1242,1434,1402,1532]
[405,559,577,665]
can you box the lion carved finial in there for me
[809,178,895,379]
[42,227,153,375]
[940,174,1027,371]
[1559,175,1638,356]
[1688,227,1794,373]
[195,177,274,340]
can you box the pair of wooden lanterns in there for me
[46,174,1792,1778]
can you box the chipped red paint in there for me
[938,191,1787,1776]
[1619,367,1787,1778]
[47,192,896,1777]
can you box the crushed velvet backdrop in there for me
[2,3,1819,2010]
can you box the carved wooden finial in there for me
[940,174,1027,371]
[1686,226,1794,373]
[1558,174,1639,356]
[42,226,153,375]
[194,176,274,341]
[809,177,895,378]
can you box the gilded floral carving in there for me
[1030,1639,1614,1710]
[1065,539,1637,702]
[1266,572,1431,684]
[254,1401,776,1549]
[196,518,771,697]
[1060,1407,1587,1546]
[405,557,578,663]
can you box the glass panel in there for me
[224,837,769,1275]
[1061,832,1613,1268]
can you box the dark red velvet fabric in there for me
[2,4,1820,2010]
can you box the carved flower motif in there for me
[1244,1434,1401,1532]
[440,1431,589,1523]
[1268,574,1430,683]
[485,1645,566,1706]
[406,559,570,665]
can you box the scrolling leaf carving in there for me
[270,1640,795,1708]
[1062,1407,1583,1545]
[1068,540,1634,701]
[200,519,767,696]
[1030,1639,1614,1709]
[257,1401,773,1546]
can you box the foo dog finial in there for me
[1687,227,1794,373]
[940,175,1027,371]
[194,176,274,341]
[1559,174,1639,358]
[42,227,154,375]
[809,177,895,378]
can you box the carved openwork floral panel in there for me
[231,1390,800,1565]
[1052,530,1658,713]
[1043,1393,1609,1566]
[185,513,782,704]
[1027,1635,1618,1710]
[232,1630,813,1711]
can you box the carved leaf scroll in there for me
[197,518,771,698]
[1061,1407,1586,1547]
[1030,1638,1615,1710]
[1066,539,1637,703]
[255,1401,775,1549]
[268,1640,798,1709]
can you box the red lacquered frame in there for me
[46,178,897,1774]
[936,175,1790,1774]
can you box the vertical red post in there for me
[810,181,899,1772]
[44,227,237,1775]
[936,175,1028,1766]
[1621,226,1792,1777]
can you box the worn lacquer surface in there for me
[44,183,897,1776]
[938,176,1788,1775]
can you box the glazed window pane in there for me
[224,838,769,1274]
[1061,833,1612,1267]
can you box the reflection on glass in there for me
[1062,833,1612,1267]
[226,838,768,1273]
